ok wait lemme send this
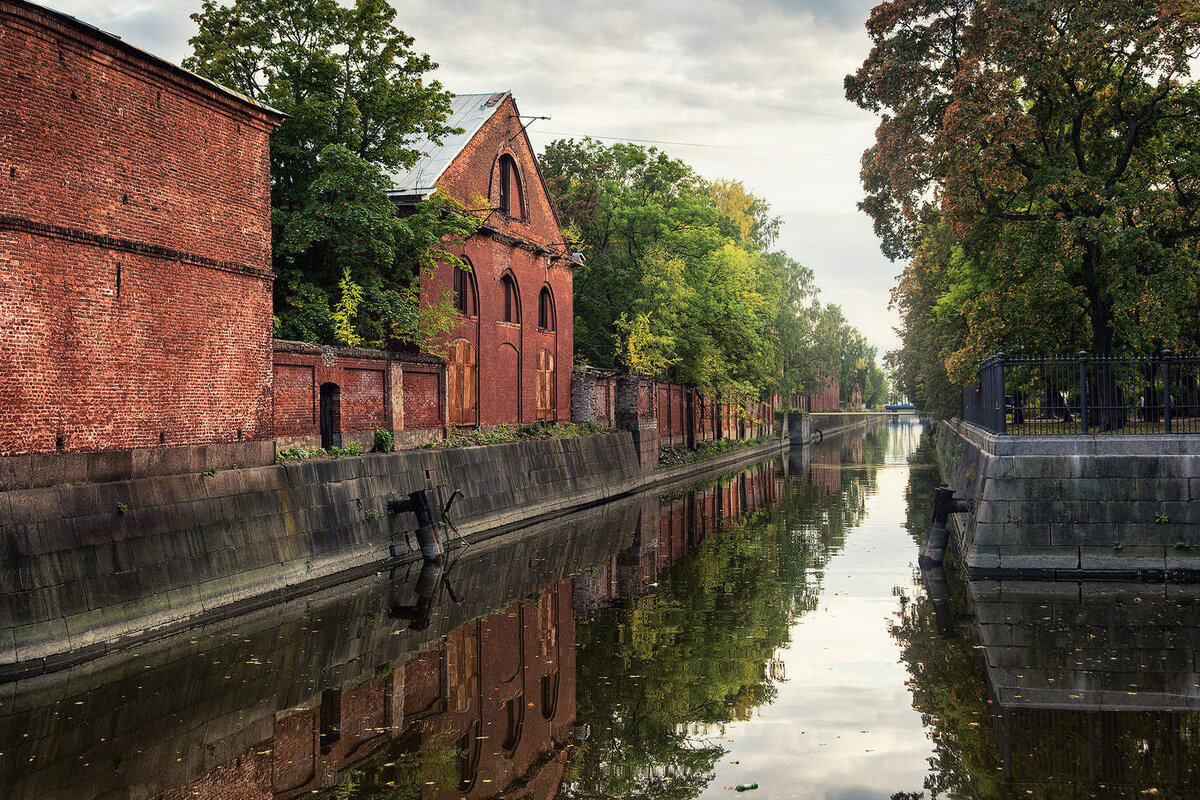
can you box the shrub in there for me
[373,428,394,452]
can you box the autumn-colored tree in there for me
[849,0,1200,382]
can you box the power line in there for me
[534,130,850,156]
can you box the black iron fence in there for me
[962,351,1200,435]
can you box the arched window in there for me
[497,154,524,218]
[453,262,477,316]
[537,287,555,330]
[501,273,520,324]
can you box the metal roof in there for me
[16,0,283,118]
[386,91,509,198]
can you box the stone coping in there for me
[952,418,1200,457]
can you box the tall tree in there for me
[541,137,879,399]
[185,0,478,351]
[848,0,1200,365]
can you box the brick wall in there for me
[423,94,575,426]
[0,0,280,456]
[273,341,444,449]
[402,367,442,429]
[571,368,616,426]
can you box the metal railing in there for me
[962,351,1200,435]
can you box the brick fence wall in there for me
[271,341,445,451]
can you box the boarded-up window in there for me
[536,349,555,421]
[447,339,478,426]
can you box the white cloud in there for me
[38,0,901,352]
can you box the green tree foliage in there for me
[185,0,479,351]
[541,138,884,401]
[848,0,1200,395]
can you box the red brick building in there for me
[389,92,574,427]
[0,0,282,457]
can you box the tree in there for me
[848,0,1200,371]
[541,137,879,400]
[185,0,479,351]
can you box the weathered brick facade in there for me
[399,93,575,427]
[272,340,445,451]
[0,0,281,456]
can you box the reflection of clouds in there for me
[696,431,930,798]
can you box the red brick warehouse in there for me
[388,92,576,427]
[0,0,283,457]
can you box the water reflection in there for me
[0,420,928,800]
[900,427,1200,799]
[0,497,641,800]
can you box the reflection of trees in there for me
[889,582,1007,799]
[562,428,894,800]
[890,425,1008,799]
[904,427,943,546]
[894,431,1200,799]
[308,727,459,799]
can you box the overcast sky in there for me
[44,0,902,354]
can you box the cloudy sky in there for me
[44,0,902,353]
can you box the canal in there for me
[3,419,1198,798]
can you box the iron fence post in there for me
[1163,349,1173,434]
[1078,351,1089,434]
[996,352,1006,435]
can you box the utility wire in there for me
[534,130,850,156]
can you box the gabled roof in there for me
[386,91,510,200]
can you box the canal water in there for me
[3,419,1198,798]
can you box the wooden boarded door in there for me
[447,339,477,426]
[536,349,555,421]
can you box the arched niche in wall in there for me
[497,342,520,424]
[319,382,341,449]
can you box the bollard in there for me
[918,486,972,567]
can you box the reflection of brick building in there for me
[575,462,785,610]
[0,0,282,456]
[389,92,575,427]
[160,581,575,800]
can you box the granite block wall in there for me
[936,419,1200,579]
[0,431,642,678]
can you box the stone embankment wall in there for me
[0,433,642,679]
[0,429,789,680]
[935,419,1200,579]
